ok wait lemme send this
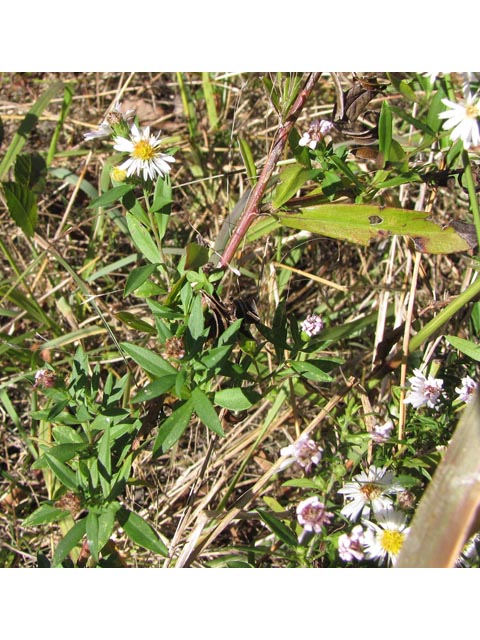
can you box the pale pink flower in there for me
[300,313,324,337]
[298,119,334,149]
[338,524,366,562]
[296,496,333,539]
[455,376,477,404]
[403,368,444,409]
[280,435,323,473]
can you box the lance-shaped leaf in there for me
[397,391,480,568]
[274,204,472,254]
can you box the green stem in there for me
[408,275,480,353]
[461,150,480,252]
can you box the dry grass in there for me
[0,72,476,567]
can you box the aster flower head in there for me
[438,93,480,150]
[280,435,323,473]
[370,419,394,444]
[84,101,135,141]
[403,368,444,409]
[298,119,334,150]
[113,123,175,182]
[296,496,333,540]
[300,313,324,337]
[362,508,410,566]
[337,465,404,522]
[338,524,366,562]
[33,368,56,389]
[455,375,477,404]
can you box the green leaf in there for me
[202,72,219,131]
[121,342,177,376]
[23,503,70,527]
[378,100,392,165]
[2,181,37,236]
[184,242,209,271]
[117,507,168,556]
[0,80,63,181]
[44,454,78,492]
[132,375,177,403]
[238,138,257,184]
[275,204,471,254]
[272,164,320,209]
[214,386,261,411]
[52,518,87,567]
[14,153,47,192]
[124,264,159,297]
[191,387,225,437]
[256,509,298,547]
[125,212,161,264]
[187,293,205,340]
[200,344,233,369]
[98,424,112,498]
[445,336,480,362]
[88,184,135,208]
[289,361,333,382]
[86,506,118,562]
[115,311,156,334]
[153,399,194,454]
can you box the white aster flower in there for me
[300,313,324,337]
[455,375,477,404]
[113,123,175,181]
[438,93,480,150]
[298,119,334,150]
[296,496,333,541]
[280,435,323,472]
[362,509,410,567]
[338,524,366,562]
[370,419,394,443]
[403,368,444,409]
[338,465,404,522]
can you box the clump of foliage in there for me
[1,72,479,568]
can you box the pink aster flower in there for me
[296,496,333,541]
[370,419,394,443]
[280,435,323,473]
[300,313,324,337]
[455,376,477,404]
[298,119,334,150]
[338,524,366,562]
[403,368,444,409]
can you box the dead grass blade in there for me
[397,391,480,568]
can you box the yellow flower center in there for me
[466,103,480,119]
[133,140,156,161]
[360,483,381,500]
[380,529,404,556]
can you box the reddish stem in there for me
[218,72,321,269]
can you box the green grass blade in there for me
[0,80,64,181]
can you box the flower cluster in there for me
[84,102,175,183]
[298,119,334,150]
[280,434,323,473]
[455,375,477,404]
[370,418,394,443]
[296,496,333,542]
[403,368,444,409]
[300,313,324,337]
